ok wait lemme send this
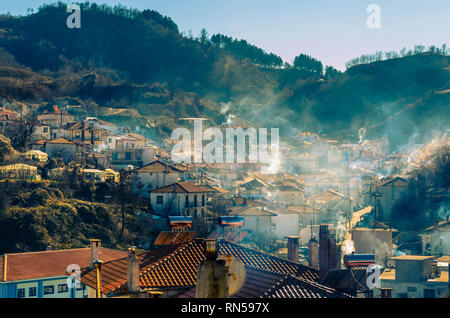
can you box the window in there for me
[58,284,68,293]
[156,196,164,204]
[43,127,48,133]
[185,195,189,207]
[17,288,25,298]
[202,195,205,206]
[75,131,80,138]
[407,287,417,292]
[424,289,435,298]
[29,287,37,297]
[76,283,86,291]
[43,285,54,295]
[194,195,198,207]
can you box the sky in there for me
[2,0,450,70]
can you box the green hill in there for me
[0,2,448,149]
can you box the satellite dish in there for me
[218,255,246,296]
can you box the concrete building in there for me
[228,205,276,239]
[44,137,80,163]
[376,176,408,221]
[421,218,450,256]
[376,255,449,298]
[132,160,183,195]
[149,181,215,216]
[0,240,126,298]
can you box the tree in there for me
[293,54,323,74]
[114,169,136,240]
[199,28,210,45]
[324,66,341,78]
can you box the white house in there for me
[132,160,184,195]
[149,181,215,216]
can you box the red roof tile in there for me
[175,267,349,298]
[0,248,127,282]
[150,182,216,193]
[80,239,320,296]
[154,232,197,246]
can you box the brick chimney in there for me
[319,225,329,281]
[89,239,101,268]
[319,225,338,281]
[287,236,299,263]
[308,235,319,269]
[127,246,140,293]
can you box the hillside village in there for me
[0,99,448,299]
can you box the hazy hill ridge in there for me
[0,2,448,148]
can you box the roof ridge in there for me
[2,247,89,256]
[220,239,317,271]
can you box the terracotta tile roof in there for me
[228,206,277,216]
[150,182,216,193]
[63,121,104,131]
[128,133,147,142]
[80,239,320,296]
[0,108,19,121]
[154,231,197,246]
[0,248,127,282]
[175,268,348,298]
[134,160,183,173]
[45,137,76,144]
[207,231,248,243]
[32,139,46,145]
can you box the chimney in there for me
[127,246,140,293]
[308,235,319,269]
[89,239,101,268]
[319,225,338,281]
[287,236,299,263]
[380,288,392,298]
[319,225,329,281]
[196,240,229,298]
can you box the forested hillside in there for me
[0,2,448,149]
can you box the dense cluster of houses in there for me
[0,104,449,298]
